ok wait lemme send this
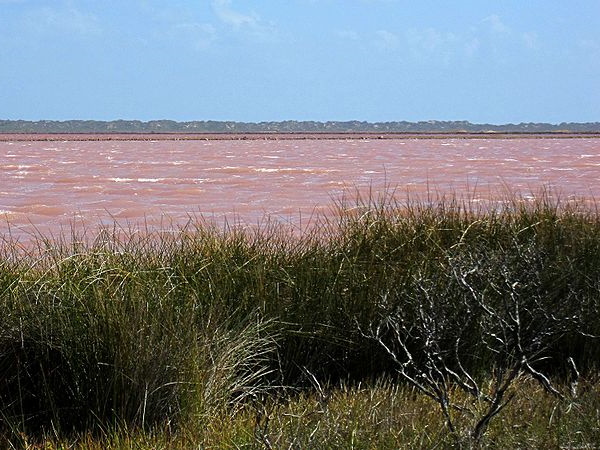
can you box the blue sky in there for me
[1,0,598,124]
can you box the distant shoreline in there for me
[2,132,600,142]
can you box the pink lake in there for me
[1,136,600,241]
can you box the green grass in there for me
[1,190,599,447]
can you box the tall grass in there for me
[1,190,599,445]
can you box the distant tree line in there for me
[0,119,599,133]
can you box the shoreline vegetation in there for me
[2,131,600,142]
[1,118,599,138]
[1,191,600,448]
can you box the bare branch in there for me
[523,360,563,399]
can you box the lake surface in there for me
[1,136,600,241]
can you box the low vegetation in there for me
[1,118,599,134]
[1,190,599,448]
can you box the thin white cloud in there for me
[464,37,480,57]
[120,3,218,51]
[211,0,260,29]
[402,27,459,64]
[406,27,449,52]
[483,15,511,34]
[480,15,540,56]
[370,15,540,65]
[209,0,279,43]
[522,31,539,50]
[375,29,400,49]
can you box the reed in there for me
[1,189,599,446]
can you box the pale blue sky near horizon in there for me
[1,0,598,124]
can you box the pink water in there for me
[2,136,600,241]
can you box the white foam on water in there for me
[206,166,242,171]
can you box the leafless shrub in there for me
[360,232,591,444]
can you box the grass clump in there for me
[1,190,599,447]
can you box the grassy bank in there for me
[1,192,599,447]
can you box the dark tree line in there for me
[1,119,599,134]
